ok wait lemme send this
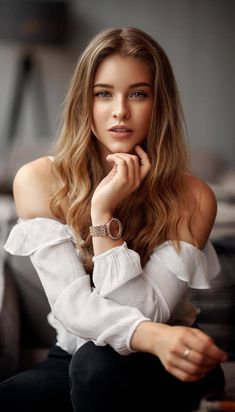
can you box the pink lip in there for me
[108,125,132,132]
[108,125,133,138]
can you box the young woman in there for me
[1,27,227,411]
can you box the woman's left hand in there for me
[131,322,228,382]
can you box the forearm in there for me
[52,281,149,355]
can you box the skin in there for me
[12,54,228,382]
[92,53,154,166]
[91,55,153,252]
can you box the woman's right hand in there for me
[131,321,228,382]
[91,145,150,220]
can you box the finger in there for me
[173,348,213,377]
[181,347,219,368]
[189,330,228,362]
[106,154,128,181]
[172,344,215,376]
[167,364,204,382]
[176,354,217,377]
[134,145,151,180]
[107,153,139,187]
[132,154,141,185]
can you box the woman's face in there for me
[92,53,154,161]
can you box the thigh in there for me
[0,345,73,412]
[70,341,225,412]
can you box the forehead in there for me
[94,53,153,84]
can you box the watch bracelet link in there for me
[89,217,122,240]
[89,225,109,237]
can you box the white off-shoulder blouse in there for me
[4,217,221,356]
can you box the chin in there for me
[109,144,135,154]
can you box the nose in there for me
[112,98,130,122]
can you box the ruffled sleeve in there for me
[149,240,221,289]
[4,218,149,355]
[4,217,76,255]
[4,218,221,354]
[92,239,221,323]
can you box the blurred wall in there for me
[0,0,234,164]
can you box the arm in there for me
[5,217,149,356]
[89,150,219,320]
[9,155,186,341]
[10,156,227,381]
[5,219,225,381]
[89,150,227,382]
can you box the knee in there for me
[69,341,118,389]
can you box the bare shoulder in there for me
[178,174,217,249]
[13,156,56,219]
[185,174,217,213]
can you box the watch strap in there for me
[89,217,122,240]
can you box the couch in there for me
[0,196,56,379]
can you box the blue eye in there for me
[95,91,112,98]
[130,91,148,99]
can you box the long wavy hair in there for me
[50,27,192,272]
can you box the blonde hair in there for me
[51,27,190,272]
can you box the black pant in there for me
[0,345,72,412]
[0,342,225,412]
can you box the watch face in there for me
[107,218,122,239]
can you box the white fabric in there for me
[4,217,221,355]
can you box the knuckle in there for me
[201,340,211,352]
[190,364,199,375]
[176,330,186,342]
[181,373,192,382]
[197,354,205,364]
[128,156,137,165]
[164,361,172,373]
[169,342,178,355]
[203,334,213,344]
[133,155,140,164]
[163,351,173,366]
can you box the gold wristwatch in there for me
[89,217,123,240]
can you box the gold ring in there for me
[182,348,191,360]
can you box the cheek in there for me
[138,106,152,130]
[92,105,101,133]
[93,102,108,119]
[92,105,108,136]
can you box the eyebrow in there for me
[93,82,152,89]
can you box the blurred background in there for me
[0,0,234,192]
[0,0,235,384]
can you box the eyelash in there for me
[94,91,112,98]
[94,91,149,99]
[130,91,148,99]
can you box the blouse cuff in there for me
[92,242,142,296]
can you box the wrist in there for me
[130,322,170,356]
[90,217,123,241]
[130,321,156,354]
[91,212,112,226]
